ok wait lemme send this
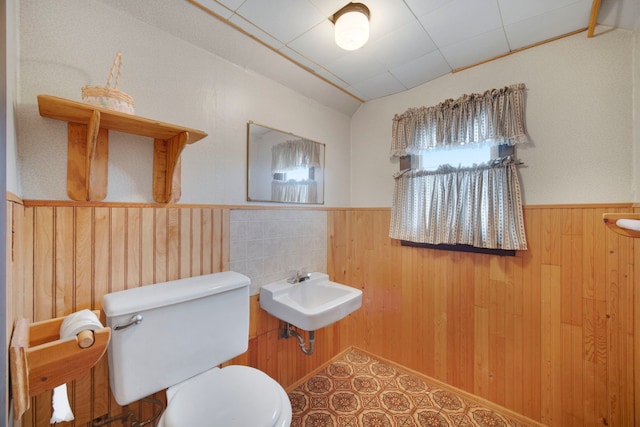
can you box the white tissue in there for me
[616,219,640,233]
[51,310,104,423]
[50,384,74,423]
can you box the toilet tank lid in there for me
[103,271,250,317]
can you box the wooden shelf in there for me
[37,95,208,203]
[603,213,640,238]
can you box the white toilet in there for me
[102,271,292,427]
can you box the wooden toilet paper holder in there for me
[9,310,111,420]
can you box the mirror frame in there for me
[246,121,326,204]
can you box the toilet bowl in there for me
[158,365,291,427]
[103,271,291,427]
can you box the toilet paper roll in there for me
[51,310,104,423]
[60,309,103,347]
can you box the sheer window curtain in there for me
[271,139,321,203]
[389,84,528,250]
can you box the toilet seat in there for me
[158,365,292,427]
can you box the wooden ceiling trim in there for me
[588,0,602,37]
[451,27,587,74]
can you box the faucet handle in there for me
[287,270,299,284]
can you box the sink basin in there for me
[259,272,362,331]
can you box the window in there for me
[389,84,528,251]
[410,144,498,171]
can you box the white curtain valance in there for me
[391,83,528,157]
[272,139,322,174]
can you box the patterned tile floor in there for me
[287,347,545,427]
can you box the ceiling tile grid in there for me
[197,0,638,101]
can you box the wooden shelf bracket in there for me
[37,95,208,203]
[154,131,189,204]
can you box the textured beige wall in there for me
[351,28,635,206]
[16,0,352,206]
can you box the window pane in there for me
[285,167,311,181]
[413,144,496,171]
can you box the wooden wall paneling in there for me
[620,211,635,424]
[634,205,640,427]
[504,254,524,414]
[126,207,142,289]
[154,208,167,284]
[8,202,636,427]
[622,221,635,424]
[178,209,191,279]
[93,207,112,422]
[166,208,180,281]
[110,208,126,295]
[201,208,213,274]
[432,251,447,381]
[489,256,507,406]
[141,208,155,285]
[521,207,542,421]
[221,209,230,271]
[49,207,72,426]
[54,207,73,317]
[32,207,54,426]
[473,252,490,400]
[211,209,222,273]
[604,206,633,425]
[73,207,94,425]
[191,208,202,276]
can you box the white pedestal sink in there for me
[259,272,362,331]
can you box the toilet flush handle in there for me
[114,314,143,331]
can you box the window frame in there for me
[397,145,519,256]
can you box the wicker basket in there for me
[82,52,135,114]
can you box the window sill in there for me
[400,241,516,256]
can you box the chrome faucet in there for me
[287,270,311,284]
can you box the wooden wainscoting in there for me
[327,205,636,427]
[7,201,350,427]
[7,200,637,427]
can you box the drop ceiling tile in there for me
[192,0,236,19]
[404,0,454,17]
[351,72,407,100]
[325,50,388,85]
[314,67,350,89]
[364,0,417,41]
[343,84,369,101]
[390,50,451,89]
[418,0,503,47]
[235,0,327,44]
[307,0,351,17]
[367,20,437,69]
[440,27,510,69]
[504,1,592,50]
[287,19,348,65]
[497,0,583,25]
[279,46,324,73]
[228,14,285,49]
[214,0,247,12]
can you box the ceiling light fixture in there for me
[332,3,370,51]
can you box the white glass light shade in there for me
[334,10,369,51]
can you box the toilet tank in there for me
[103,271,251,406]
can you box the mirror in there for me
[247,122,325,204]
